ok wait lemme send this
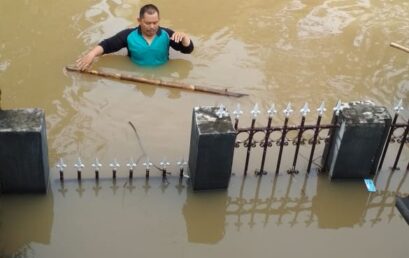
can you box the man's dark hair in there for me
[139,4,160,18]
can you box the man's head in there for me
[138,4,160,38]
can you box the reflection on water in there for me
[1,168,408,257]
[183,190,227,244]
[312,179,370,228]
[0,193,53,257]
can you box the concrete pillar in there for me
[188,106,236,191]
[0,109,49,193]
[323,101,391,179]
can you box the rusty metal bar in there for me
[377,112,399,171]
[290,115,306,174]
[392,118,409,170]
[258,116,272,175]
[244,118,256,175]
[276,116,289,174]
[307,114,322,173]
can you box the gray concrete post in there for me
[322,101,391,179]
[188,106,236,191]
[0,109,49,193]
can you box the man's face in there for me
[138,12,159,37]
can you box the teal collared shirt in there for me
[98,26,194,67]
[127,28,170,66]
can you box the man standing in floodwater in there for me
[76,4,194,70]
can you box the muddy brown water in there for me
[0,0,408,257]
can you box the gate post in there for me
[188,106,236,190]
[322,101,391,179]
[0,108,49,193]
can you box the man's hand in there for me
[76,46,104,71]
[171,32,191,47]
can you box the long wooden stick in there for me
[65,66,247,98]
[390,42,409,54]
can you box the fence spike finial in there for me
[317,101,326,116]
[300,102,310,117]
[177,158,187,168]
[109,158,120,170]
[126,157,137,170]
[251,103,261,119]
[394,99,404,114]
[143,158,153,170]
[233,104,243,119]
[216,104,229,118]
[267,104,277,118]
[333,100,342,116]
[74,157,85,171]
[91,158,102,170]
[283,102,293,118]
[56,158,67,172]
[160,157,171,170]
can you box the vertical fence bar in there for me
[307,116,322,173]
[377,112,398,171]
[257,104,277,175]
[258,117,272,175]
[276,118,288,174]
[276,103,293,174]
[290,117,305,173]
[244,119,256,175]
[290,103,309,174]
[244,104,260,175]
[378,100,403,171]
[92,158,102,181]
[74,158,84,181]
[307,102,325,173]
[233,104,243,131]
[392,118,409,170]
[56,158,66,182]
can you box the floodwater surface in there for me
[0,0,408,257]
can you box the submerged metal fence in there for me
[55,100,408,182]
[377,100,409,171]
[232,100,409,176]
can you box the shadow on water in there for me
[0,192,54,258]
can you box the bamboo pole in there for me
[65,66,248,98]
[390,42,409,54]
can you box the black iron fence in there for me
[233,100,409,176]
[377,100,409,171]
